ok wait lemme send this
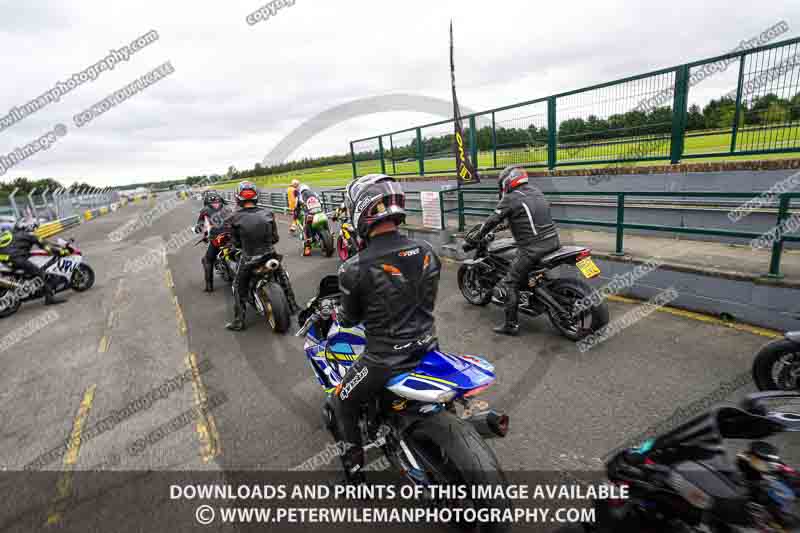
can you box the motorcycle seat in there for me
[540,246,590,265]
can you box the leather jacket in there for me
[338,231,441,368]
[478,183,558,249]
[0,230,60,261]
[225,206,279,257]
[195,205,232,238]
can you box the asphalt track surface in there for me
[0,194,796,531]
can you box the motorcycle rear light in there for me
[576,249,592,261]
[464,383,492,398]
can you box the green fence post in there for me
[613,193,625,255]
[378,136,386,174]
[670,65,689,165]
[350,142,357,179]
[469,116,478,168]
[547,97,557,170]
[730,56,746,153]
[390,135,396,175]
[458,186,465,232]
[491,111,497,169]
[768,194,790,278]
[416,128,425,176]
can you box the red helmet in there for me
[498,165,529,195]
[235,181,258,205]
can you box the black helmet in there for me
[204,190,223,207]
[346,174,405,239]
[235,181,259,206]
[498,165,529,196]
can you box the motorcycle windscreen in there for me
[638,408,726,464]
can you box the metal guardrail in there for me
[457,187,800,278]
[350,35,800,177]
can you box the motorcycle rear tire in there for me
[258,282,291,334]
[320,229,334,258]
[752,338,800,391]
[546,278,609,341]
[405,412,510,533]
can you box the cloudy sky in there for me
[0,0,797,187]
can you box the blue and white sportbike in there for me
[296,275,512,531]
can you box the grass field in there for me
[217,126,800,190]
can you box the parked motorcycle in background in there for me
[458,223,609,341]
[555,392,800,532]
[753,332,800,391]
[331,203,361,262]
[0,237,95,318]
[296,275,512,532]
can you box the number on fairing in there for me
[56,258,78,274]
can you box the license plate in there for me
[576,257,600,279]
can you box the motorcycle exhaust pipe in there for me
[463,409,509,439]
[265,258,280,271]
[0,276,22,290]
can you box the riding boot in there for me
[303,239,312,257]
[203,260,214,293]
[43,276,67,306]
[225,300,247,331]
[493,285,519,336]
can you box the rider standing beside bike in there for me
[333,174,442,481]
[0,219,69,305]
[287,179,300,234]
[295,183,323,257]
[194,191,232,293]
[467,165,560,336]
[224,181,298,331]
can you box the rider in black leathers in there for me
[333,174,441,481]
[224,181,299,331]
[468,165,560,336]
[0,219,69,305]
[194,191,232,293]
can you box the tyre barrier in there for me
[35,215,81,239]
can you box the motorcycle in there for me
[295,275,512,532]
[210,232,238,284]
[241,251,292,333]
[296,197,334,257]
[752,332,800,391]
[556,391,800,532]
[458,223,609,341]
[0,237,95,318]
[331,206,361,262]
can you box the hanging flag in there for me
[450,21,480,185]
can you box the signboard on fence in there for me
[421,191,442,230]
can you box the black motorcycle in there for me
[753,332,800,391]
[556,391,800,532]
[458,223,609,341]
[241,252,292,333]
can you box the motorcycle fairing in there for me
[386,350,496,402]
